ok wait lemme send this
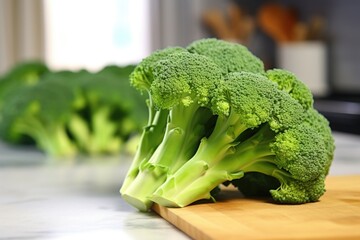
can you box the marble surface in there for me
[1,131,360,240]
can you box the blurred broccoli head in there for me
[0,61,49,109]
[0,80,77,157]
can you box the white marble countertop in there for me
[1,131,360,240]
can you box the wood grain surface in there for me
[153,175,360,240]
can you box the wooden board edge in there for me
[152,203,211,240]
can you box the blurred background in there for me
[1,0,359,137]
[0,0,360,158]
[1,2,360,238]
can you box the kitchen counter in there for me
[1,131,360,240]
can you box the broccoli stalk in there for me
[13,104,77,157]
[122,103,213,211]
[120,47,186,194]
[120,107,169,193]
[121,51,223,211]
[151,119,329,207]
[88,106,123,154]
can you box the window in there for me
[43,0,150,71]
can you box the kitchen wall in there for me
[152,0,360,97]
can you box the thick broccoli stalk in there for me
[151,118,330,207]
[121,51,223,211]
[120,47,185,194]
[150,72,331,207]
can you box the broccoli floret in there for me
[130,47,187,92]
[120,38,335,211]
[187,38,265,75]
[266,68,314,109]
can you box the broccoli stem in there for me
[151,125,279,207]
[68,113,91,152]
[15,117,77,157]
[121,102,213,211]
[122,162,168,211]
[120,99,169,193]
[120,110,168,194]
[89,106,122,154]
[45,125,77,157]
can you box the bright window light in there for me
[43,0,150,71]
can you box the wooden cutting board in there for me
[153,175,360,240]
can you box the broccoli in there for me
[187,38,265,75]
[120,41,267,200]
[266,68,313,109]
[0,80,77,157]
[121,51,223,211]
[0,61,49,101]
[0,61,49,144]
[120,38,335,212]
[0,64,147,157]
[151,72,323,207]
[67,67,147,155]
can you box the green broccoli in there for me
[0,61,49,101]
[52,66,147,156]
[0,61,49,144]
[150,72,325,207]
[121,51,223,211]
[0,64,148,157]
[266,68,314,109]
[187,38,265,75]
[68,67,147,155]
[120,41,267,199]
[120,38,334,211]
[0,80,77,157]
